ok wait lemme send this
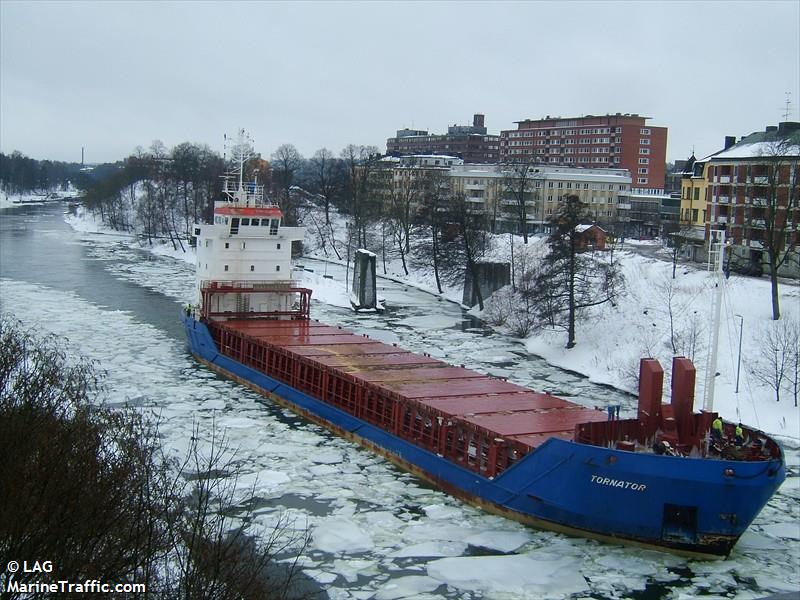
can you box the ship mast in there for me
[703,227,726,412]
[222,129,257,204]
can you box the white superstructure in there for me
[192,131,308,321]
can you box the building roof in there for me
[710,123,800,161]
[512,113,652,125]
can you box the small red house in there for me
[574,224,606,252]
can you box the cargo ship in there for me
[183,138,784,558]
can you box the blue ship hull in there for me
[183,314,785,558]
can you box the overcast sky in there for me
[1,1,798,166]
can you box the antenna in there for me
[782,92,792,121]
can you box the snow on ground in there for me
[521,243,800,444]
[1,187,82,209]
[2,205,798,599]
[66,203,800,444]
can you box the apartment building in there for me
[499,113,667,191]
[386,114,501,163]
[705,122,800,276]
[450,164,631,233]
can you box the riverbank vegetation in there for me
[0,317,314,599]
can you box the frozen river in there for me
[1,202,798,599]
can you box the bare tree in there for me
[387,162,422,276]
[753,140,799,320]
[271,144,304,226]
[411,170,450,294]
[439,191,490,310]
[340,144,382,249]
[501,158,542,243]
[750,318,798,403]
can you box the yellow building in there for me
[679,155,709,227]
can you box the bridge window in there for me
[241,218,250,226]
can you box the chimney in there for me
[778,121,800,134]
[724,136,736,149]
[473,113,485,128]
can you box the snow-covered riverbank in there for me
[63,204,799,445]
[4,201,797,599]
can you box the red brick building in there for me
[499,113,668,191]
[706,122,800,277]
[387,114,501,163]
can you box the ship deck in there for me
[211,318,607,477]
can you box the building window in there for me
[638,158,649,164]
[277,243,281,250]
[224,265,229,272]
[241,218,250,226]
[640,139,650,145]
[638,168,649,174]
[250,265,255,272]
[639,148,650,155]
[276,265,281,272]
[637,177,649,184]
[224,242,229,249]
[640,128,651,135]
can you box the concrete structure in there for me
[351,249,379,310]
[387,114,501,163]
[499,113,667,191]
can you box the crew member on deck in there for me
[712,416,724,443]
[735,423,745,447]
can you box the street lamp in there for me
[735,314,744,394]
